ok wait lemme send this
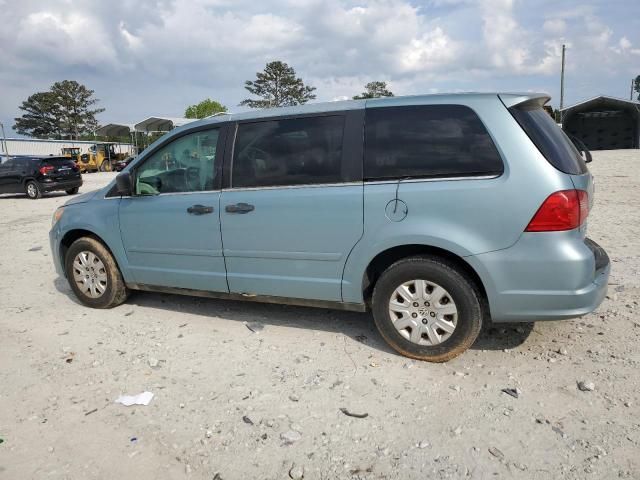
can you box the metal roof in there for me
[560,95,640,112]
[95,123,135,137]
[134,117,196,133]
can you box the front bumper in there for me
[467,234,610,322]
[40,177,83,192]
[49,226,65,277]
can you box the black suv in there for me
[0,156,82,199]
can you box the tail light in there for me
[39,165,55,175]
[525,189,589,232]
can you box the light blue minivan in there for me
[49,93,610,361]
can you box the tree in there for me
[52,80,104,138]
[240,61,316,108]
[353,81,394,100]
[13,92,62,139]
[184,98,227,119]
[13,80,104,139]
[634,75,640,101]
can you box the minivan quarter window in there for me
[134,128,220,195]
[364,105,504,180]
[509,101,588,175]
[232,115,345,188]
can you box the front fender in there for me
[51,196,133,282]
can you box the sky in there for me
[1,0,639,136]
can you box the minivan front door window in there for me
[135,129,220,194]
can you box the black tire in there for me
[371,256,483,362]
[66,187,79,195]
[25,180,42,199]
[64,237,129,308]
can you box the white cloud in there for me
[396,27,459,73]
[480,0,557,74]
[619,36,632,50]
[0,0,638,128]
[543,18,566,34]
[16,11,118,67]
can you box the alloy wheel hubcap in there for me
[388,279,458,346]
[72,251,108,298]
[27,184,36,196]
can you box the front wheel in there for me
[66,187,79,195]
[64,237,129,308]
[371,256,483,362]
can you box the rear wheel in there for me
[371,256,483,362]
[64,237,129,308]
[66,187,79,195]
[25,180,42,199]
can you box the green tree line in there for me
[13,60,395,138]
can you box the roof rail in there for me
[204,112,229,119]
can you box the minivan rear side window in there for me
[509,102,587,175]
[364,105,503,180]
[232,115,345,188]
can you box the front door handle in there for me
[187,204,214,215]
[225,202,255,214]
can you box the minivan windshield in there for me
[509,103,587,175]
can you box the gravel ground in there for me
[1,150,639,480]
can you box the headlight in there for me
[52,207,64,227]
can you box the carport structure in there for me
[96,118,196,153]
[132,117,196,151]
[561,96,640,150]
[96,123,138,153]
[95,123,135,137]
[134,117,195,133]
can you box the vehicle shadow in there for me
[54,277,535,356]
[0,192,69,199]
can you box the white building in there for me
[0,138,133,157]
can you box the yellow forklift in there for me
[78,143,126,173]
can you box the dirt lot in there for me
[1,150,639,480]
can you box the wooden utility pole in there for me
[559,44,566,123]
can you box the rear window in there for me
[364,105,504,180]
[509,103,587,175]
[43,157,75,163]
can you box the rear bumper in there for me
[40,177,83,192]
[467,233,610,322]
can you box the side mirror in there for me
[115,172,133,196]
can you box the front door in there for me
[119,126,228,292]
[0,158,14,193]
[220,113,364,302]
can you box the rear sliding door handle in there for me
[187,204,214,215]
[225,202,255,214]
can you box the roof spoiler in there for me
[499,93,551,109]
